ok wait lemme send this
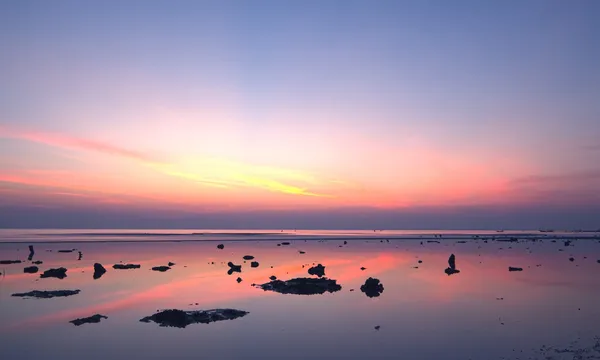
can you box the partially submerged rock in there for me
[24,266,39,274]
[256,277,342,295]
[113,264,141,270]
[509,267,523,272]
[445,254,460,276]
[243,255,254,260]
[93,263,107,280]
[217,244,224,250]
[236,277,242,283]
[58,249,75,253]
[281,242,291,246]
[360,267,366,271]
[308,264,326,277]
[32,260,43,265]
[0,260,22,265]
[70,314,108,326]
[152,266,171,272]
[227,262,242,275]
[40,267,68,279]
[12,289,81,299]
[28,245,35,261]
[269,275,277,281]
[250,261,259,268]
[360,277,384,298]
[299,251,306,254]
[168,262,176,266]
[569,257,575,262]
[140,309,249,328]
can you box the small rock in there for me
[70,314,108,326]
[299,251,305,254]
[508,267,523,272]
[308,264,326,277]
[243,255,255,260]
[40,267,68,279]
[418,260,423,264]
[152,266,171,272]
[360,277,384,298]
[217,244,224,250]
[93,263,107,280]
[32,261,43,265]
[236,277,242,283]
[57,249,75,253]
[113,264,141,270]
[0,260,22,265]
[24,266,39,274]
[140,309,249,328]
[227,262,242,275]
[250,261,259,268]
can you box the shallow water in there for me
[1,235,600,359]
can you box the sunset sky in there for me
[1,0,599,229]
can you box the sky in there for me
[1,0,599,229]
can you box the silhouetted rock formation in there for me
[250,261,259,268]
[113,264,140,270]
[152,266,171,272]
[508,267,523,272]
[140,309,249,328]
[78,251,83,260]
[12,290,81,299]
[236,277,242,283]
[281,242,291,246]
[243,255,254,260]
[444,254,460,275]
[40,267,68,279]
[93,263,107,279]
[58,249,75,253]
[227,262,242,275]
[360,277,384,298]
[269,275,277,280]
[32,261,43,265]
[428,240,440,243]
[0,260,22,264]
[24,266,38,274]
[168,262,175,266]
[70,314,107,326]
[569,257,575,262]
[217,244,224,250]
[256,278,342,295]
[308,264,326,277]
[28,245,35,261]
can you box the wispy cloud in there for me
[0,124,163,163]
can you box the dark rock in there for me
[569,257,575,262]
[375,325,381,330]
[58,249,75,253]
[140,309,249,328]
[256,277,342,295]
[269,275,277,280]
[445,254,460,276]
[236,277,242,283]
[564,240,571,247]
[299,251,305,254]
[24,266,39,274]
[28,245,35,261]
[12,289,81,298]
[427,240,440,243]
[152,266,171,272]
[418,260,423,264]
[40,267,68,279]
[250,261,259,268]
[113,264,141,270]
[93,263,107,280]
[70,314,108,326]
[243,255,255,260]
[360,277,384,298]
[360,267,366,271]
[32,261,43,265]
[168,262,176,266]
[308,264,326,277]
[281,242,290,246]
[217,244,224,250]
[78,251,83,260]
[508,267,523,272]
[227,262,242,275]
[0,260,22,264]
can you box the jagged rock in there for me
[569,257,575,262]
[40,267,68,279]
[70,314,107,326]
[217,244,224,250]
[508,267,523,272]
[152,266,171,272]
[360,277,384,298]
[93,263,107,279]
[308,264,326,277]
[0,260,22,264]
[427,240,440,243]
[564,240,571,247]
[243,255,254,260]
[375,325,381,330]
[227,262,242,275]
[418,260,423,264]
[28,245,35,261]
[250,261,259,268]
[78,251,83,260]
[256,278,342,295]
[113,264,140,270]
[445,254,460,275]
[299,251,306,254]
[12,289,81,298]
[343,241,347,245]
[140,309,249,328]
[24,266,39,274]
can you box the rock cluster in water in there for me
[308,264,326,277]
[24,266,39,274]
[227,262,242,275]
[256,277,342,295]
[360,277,384,298]
[140,309,249,328]
[40,267,68,279]
[70,314,108,326]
